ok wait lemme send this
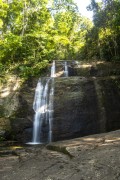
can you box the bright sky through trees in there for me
[74,0,101,20]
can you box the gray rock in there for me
[0,130,120,180]
[52,76,120,141]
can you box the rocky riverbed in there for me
[0,130,120,180]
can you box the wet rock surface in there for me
[53,77,99,141]
[53,76,120,141]
[0,130,120,180]
[48,61,120,77]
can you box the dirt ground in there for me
[0,130,120,180]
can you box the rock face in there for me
[53,77,99,141]
[50,61,120,141]
[0,61,120,143]
[48,61,120,77]
[0,76,37,142]
[52,76,120,141]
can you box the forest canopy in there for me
[0,0,120,78]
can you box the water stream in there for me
[28,61,56,144]
[64,61,68,77]
[51,60,56,78]
[28,60,69,145]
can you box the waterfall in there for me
[64,61,68,77]
[48,60,55,142]
[32,80,44,143]
[28,61,56,145]
[48,79,54,142]
[31,78,51,144]
[51,60,56,77]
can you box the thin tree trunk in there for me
[21,0,27,36]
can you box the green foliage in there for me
[18,60,49,78]
[0,0,89,77]
[82,0,120,61]
[1,0,120,79]
[0,0,51,78]
[0,136,5,142]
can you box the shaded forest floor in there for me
[0,130,120,180]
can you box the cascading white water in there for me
[48,80,54,142]
[51,60,56,78]
[48,60,56,141]
[64,61,68,77]
[28,61,56,144]
[31,78,51,144]
[32,80,44,143]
